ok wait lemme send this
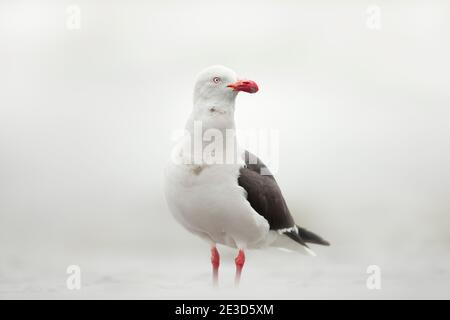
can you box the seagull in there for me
[164,65,329,286]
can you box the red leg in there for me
[210,246,220,287]
[234,249,245,286]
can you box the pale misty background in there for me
[0,0,449,299]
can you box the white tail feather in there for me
[271,233,317,256]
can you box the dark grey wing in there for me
[238,151,295,230]
[238,150,330,246]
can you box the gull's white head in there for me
[193,65,258,107]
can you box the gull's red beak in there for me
[227,79,259,94]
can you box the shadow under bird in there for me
[165,65,329,286]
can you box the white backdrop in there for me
[0,0,449,299]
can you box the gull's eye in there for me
[213,77,221,84]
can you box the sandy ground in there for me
[1,243,449,300]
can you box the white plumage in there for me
[164,65,328,285]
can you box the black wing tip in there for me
[296,226,331,246]
[284,229,309,247]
